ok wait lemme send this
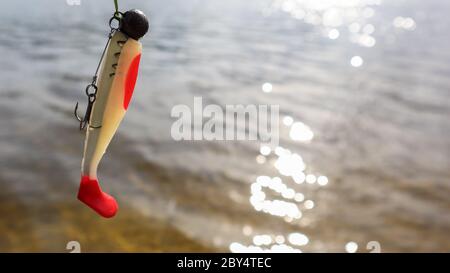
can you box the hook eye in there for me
[109,13,123,30]
[88,93,96,104]
[85,83,97,96]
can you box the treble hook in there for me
[74,94,96,130]
[74,83,98,130]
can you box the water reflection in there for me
[262,82,273,93]
[230,0,423,252]
[393,16,416,30]
[269,0,416,67]
[270,0,382,46]
[250,176,303,220]
[350,55,364,67]
[289,122,314,142]
[230,231,309,253]
[232,113,330,252]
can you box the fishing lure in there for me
[74,5,149,218]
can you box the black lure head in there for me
[119,9,149,40]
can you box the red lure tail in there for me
[77,176,118,218]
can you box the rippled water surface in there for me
[0,0,449,252]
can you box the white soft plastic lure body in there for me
[77,10,149,218]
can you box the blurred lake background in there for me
[0,0,449,252]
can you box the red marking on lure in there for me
[123,53,141,110]
[77,176,118,218]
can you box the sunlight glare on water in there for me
[230,0,422,253]
[268,0,401,66]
